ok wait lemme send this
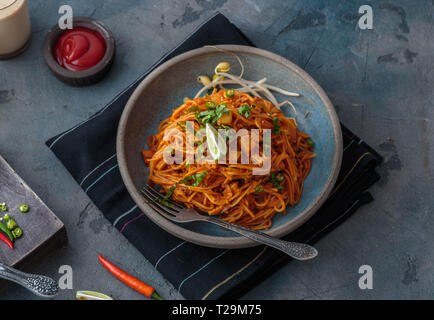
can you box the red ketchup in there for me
[53,27,106,71]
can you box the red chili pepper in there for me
[98,254,163,300]
[0,231,13,249]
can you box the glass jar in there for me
[0,0,31,59]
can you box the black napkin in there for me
[46,13,382,300]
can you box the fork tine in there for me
[144,184,184,210]
[141,186,180,215]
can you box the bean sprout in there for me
[196,46,302,120]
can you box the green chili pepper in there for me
[3,214,18,230]
[0,203,7,212]
[0,221,14,242]
[6,219,17,230]
[19,204,29,213]
[12,228,22,239]
[205,101,217,109]
[224,89,235,98]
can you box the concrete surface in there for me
[0,0,433,299]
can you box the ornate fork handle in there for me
[205,216,317,260]
[0,263,58,297]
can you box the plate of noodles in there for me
[117,45,342,248]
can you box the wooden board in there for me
[0,155,67,267]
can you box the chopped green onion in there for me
[270,171,285,191]
[176,121,186,131]
[307,138,315,147]
[238,104,252,118]
[165,186,176,199]
[195,104,229,125]
[275,172,285,182]
[181,171,208,187]
[155,198,174,208]
[273,117,280,135]
[218,124,230,130]
[254,184,264,193]
[192,171,208,186]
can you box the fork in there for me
[141,185,318,261]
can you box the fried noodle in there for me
[142,89,316,230]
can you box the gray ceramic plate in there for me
[117,45,342,249]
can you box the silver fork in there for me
[141,184,318,261]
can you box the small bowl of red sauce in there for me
[43,17,115,86]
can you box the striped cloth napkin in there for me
[46,13,382,300]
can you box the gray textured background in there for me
[0,0,433,299]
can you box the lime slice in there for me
[75,290,114,300]
[206,123,227,160]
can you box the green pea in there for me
[19,204,29,213]
[224,89,235,98]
